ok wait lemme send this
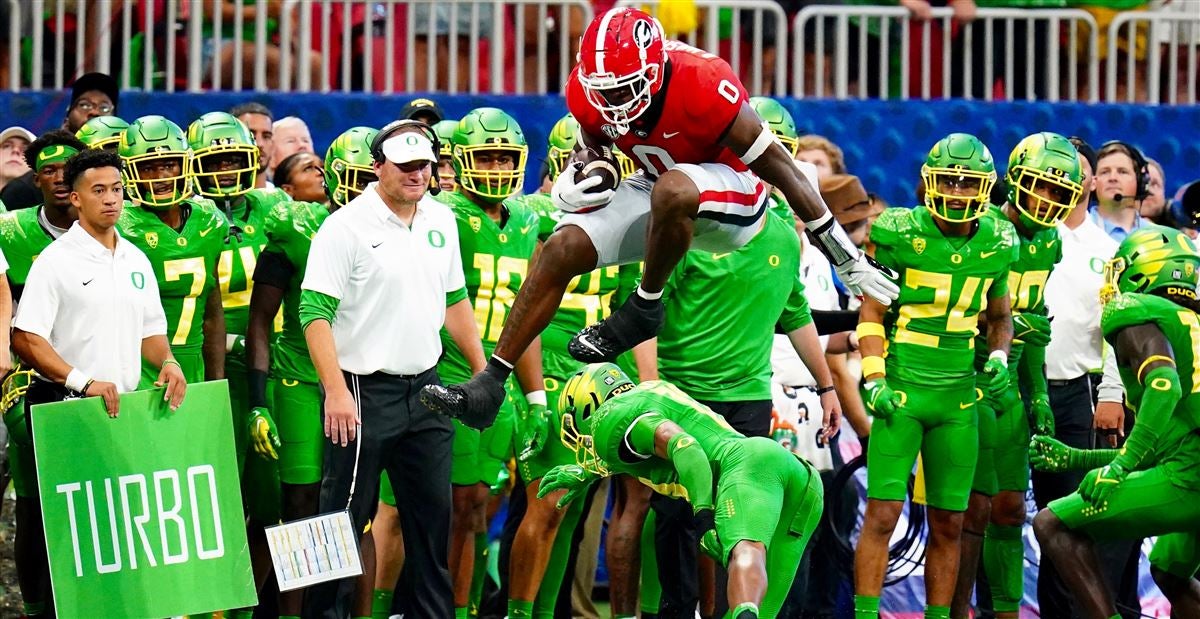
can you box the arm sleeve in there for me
[1115,365,1183,470]
[779,271,813,332]
[253,250,295,290]
[1069,447,1120,470]
[667,432,715,512]
[12,257,58,338]
[301,221,352,299]
[446,287,467,306]
[298,290,340,330]
[1097,343,1125,404]
[1019,342,1050,397]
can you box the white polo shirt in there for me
[1045,216,1124,401]
[13,223,167,392]
[302,183,465,375]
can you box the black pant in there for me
[305,369,454,619]
[1032,374,1142,619]
[653,399,772,619]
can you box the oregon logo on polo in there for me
[428,230,445,248]
[55,465,226,577]
[131,272,145,289]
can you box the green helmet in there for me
[76,116,129,151]
[119,115,191,208]
[187,111,259,198]
[546,114,580,183]
[558,363,635,476]
[749,96,799,155]
[1006,131,1084,228]
[324,126,379,208]
[432,119,457,159]
[452,107,528,202]
[920,133,997,223]
[1101,224,1200,303]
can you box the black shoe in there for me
[568,294,664,363]
[419,372,506,430]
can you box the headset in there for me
[370,119,444,194]
[1099,140,1150,202]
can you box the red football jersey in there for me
[567,41,750,178]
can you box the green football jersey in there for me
[262,199,330,384]
[657,211,811,402]
[218,188,284,336]
[590,381,744,499]
[436,191,540,383]
[871,206,1019,388]
[118,200,228,351]
[767,192,795,224]
[0,207,56,293]
[1101,293,1200,484]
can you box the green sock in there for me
[983,523,1025,613]
[508,599,534,618]
[280,616,301,619]
[854,594,881,618]
[455,607,469,619]
[925,605,951,619]
[372,588,394,619]
[470,531,488,614]
[732,602,759,618]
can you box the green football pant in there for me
[230,354,280,522]
[715,437,823,618]
[971,385,997,497]
[1149,531,1200,579]
[1050,465,1200,540]
[272,377,323,485]
[451,391,516,486]
[519,374,581,482]
[138,348,204,389]
[641,508,662,614]
[3,396,34,497]
[867,377,978,511]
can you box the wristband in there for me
[83,379,95,394]
[525,390,547,407]
[815,385,836,395]
[65,368,90,392]
[162,358,181,370]
[861,355,886,378]
[988,350,1008,367]
[856,321,885,340]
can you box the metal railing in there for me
[1107,8,1199,104]
[613,0,790,96]
[793,6,1100,102]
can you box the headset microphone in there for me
[1114,193,1125,203]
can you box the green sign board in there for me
[33,380,257,618]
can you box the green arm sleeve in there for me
[1115,365,1183,470]
[779,270,813,332]
[1019,342,1050,397]
[299,289,340,330]
[667,432,715,512]
[1068,447,1120,470]
[446,286,467,306]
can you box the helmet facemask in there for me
[579,63,661,132]
[192,145,259,198]
[454,145,528,203]
[1010,166,1082,227]
[124,153,191,209]
[922,165,995,222]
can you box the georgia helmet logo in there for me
[632,20,654,49]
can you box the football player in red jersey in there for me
[421,7,898,430]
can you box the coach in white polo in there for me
[12,148,185,418]
[299,121,486,619]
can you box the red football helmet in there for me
[577,7,667,131]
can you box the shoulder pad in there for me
[1101,293,1173,339]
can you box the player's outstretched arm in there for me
[1110,323,1182,471]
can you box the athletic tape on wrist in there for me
[524,390,547,407]
[988,350,1008,367]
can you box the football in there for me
[573,146,622,195]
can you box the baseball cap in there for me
[69,72,119,110]
[820,174,878,225]
[1170,180,1200,228]
[381,132,437,165]
[0,126,35,145]
[399,98,444,123]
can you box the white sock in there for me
[636,285,663,301]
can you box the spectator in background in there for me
[1090,141,1147,241]
[399,98,445,125]
[2,73,119,211]
[795,135,847,179]
[269,116,314,181]
[0,127,34,194]
[230,102,274,189]
[275,152,328,205]
[1169,180,1200,238]
[203,0,322,90]
[1140,157,1167,222]
[411,3,494,92]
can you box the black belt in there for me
[1047,373,1098,388]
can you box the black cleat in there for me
[419,372,506,430]
[568,294,664,363]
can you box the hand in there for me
[1079,462,1128,507]
[248,407,281,460]
[1030,393,1055,436]
[982,357,1010,400]
[700,528,723,563]
[537,464,596,509]
[835,254,900,307]
[551,162,614,213]
[818,388,842,445]
[1094,401,1125,447]
[863,379,904,420]
[1029,435,1074,472]
[1012,312,1052,347]
[518,404,552,463]
[154,360,187,411]
[900,0,933,20]
[324,387,359,447]
[490,465,511,495]
[85,380,120,418]
[949,0,977,22]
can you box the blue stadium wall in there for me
[4,91,1198,207]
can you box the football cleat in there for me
[568,294,664,363]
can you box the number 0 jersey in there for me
[870,206,1019,388]
[435,191,540,383]
[117,200,228,352]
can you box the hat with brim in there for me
[0,126,35,144]
[820,174,878,225]
[69,72,119,111]
[399,98,444,123]
[381,132,437,164]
